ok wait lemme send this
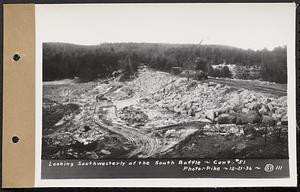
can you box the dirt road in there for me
[93,104,199,158]
[94,106,159,158]
[208,78,287,97]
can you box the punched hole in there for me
[12,136,19,143]
[13,53,21,61]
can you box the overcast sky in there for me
[36,3,294,50]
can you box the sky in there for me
[36,3,294,50]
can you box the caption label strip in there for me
[42,159,289,179]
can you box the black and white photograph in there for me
[35,3,296,185]
[42,44,289,159]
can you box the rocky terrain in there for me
[42,68,288,159]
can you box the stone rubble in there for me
[118,106,149,126]
[125,69,287,128]
[42,68,288,159]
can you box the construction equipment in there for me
[181,40,208,80]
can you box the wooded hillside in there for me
[43,42,287,83]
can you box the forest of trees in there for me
[43,42,287,83]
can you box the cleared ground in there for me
[42,69,288,159]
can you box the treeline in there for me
[43,42,287,83]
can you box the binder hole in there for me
[13,53,21,61]
[12,136,19,143]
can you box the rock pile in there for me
[131,69,287,127]
[110,86,134,100]
[118,106,149,126]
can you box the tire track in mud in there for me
[93,106,159,158]
[92,104,199,158]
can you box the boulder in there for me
[261,115,276,126]
[236,110,261,125]
[241,108,249,114]
[205,110,215,121]
[225,106,234,113]
[248,94,257,102]
[217,114,236,124]
[259,105,269,115]
[267,103,274,112]
[215,84,222,89]
[236,114,249,125]
[86,151,99,159]
[245,102,260,110]
[100,149,111,155]
[195,112,204,119]
[228,93,240,107]
[276,96,287,107]
[246,110,261,124]
[199,118,212,123]
[281,115,288,125]
[203,124,212,131]
[165,129,176,137]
